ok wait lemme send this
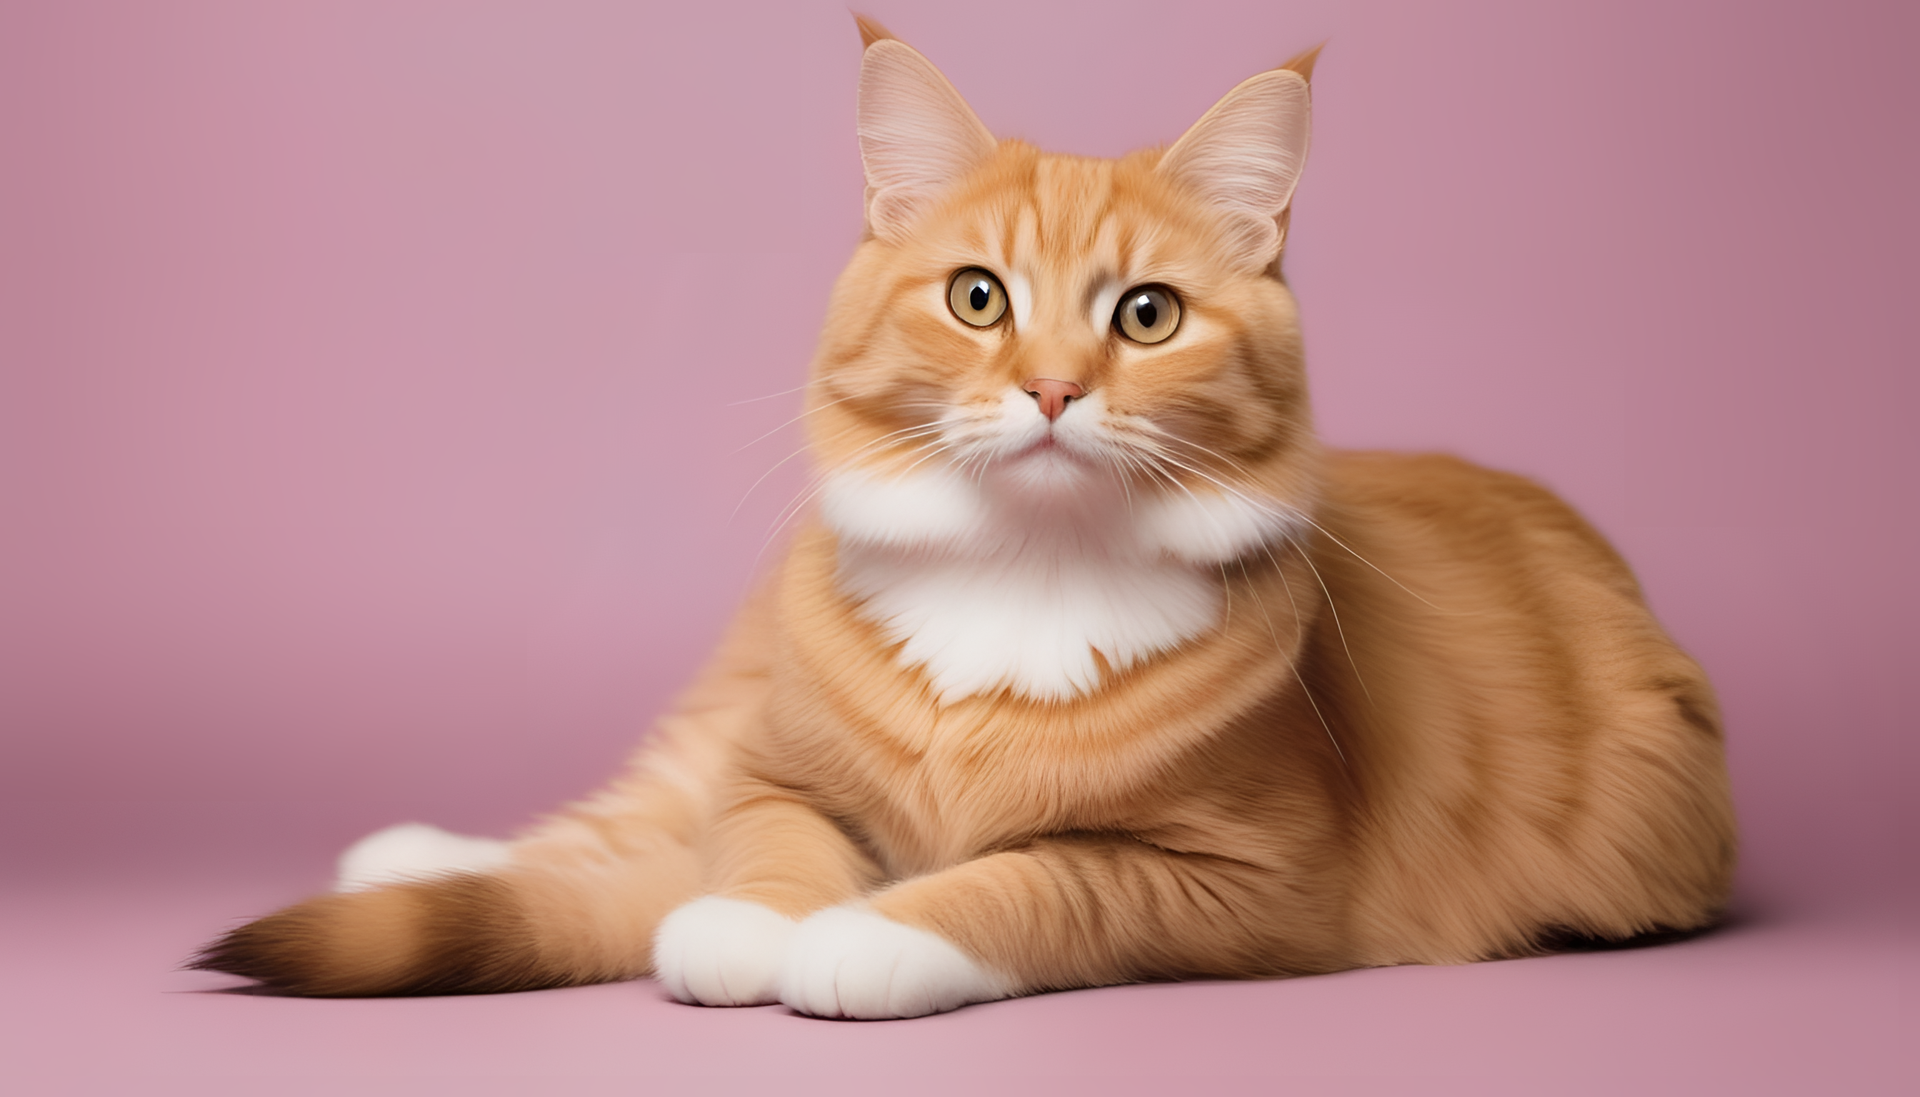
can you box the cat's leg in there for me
[333,823,512,892]
[780,833,1321,1019]
[652,786,881,1008]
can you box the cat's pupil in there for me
[970,283,990,311]
[1133,297,1158,328]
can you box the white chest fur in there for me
[821,466,1297,704]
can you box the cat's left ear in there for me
[855,25,998,242]
[1157,48,1318,273]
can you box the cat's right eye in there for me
[947,268,1008,328]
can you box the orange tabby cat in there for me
[195,19,1735,1017]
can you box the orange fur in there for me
[196,22,1733,1006]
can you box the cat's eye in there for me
[1114,285,1181,344]
[947,268,1008,328]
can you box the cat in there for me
[194,17,1736,1018]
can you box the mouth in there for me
[1005,434,1085,468]
[992,431,1105,491]
[1016,423,1086,455]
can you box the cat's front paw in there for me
[778,905,1012,1019]
[652,896,797,1007]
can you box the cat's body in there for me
[196,22,1734,1017]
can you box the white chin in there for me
[996,446,1094,494]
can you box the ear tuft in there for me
[858,39,997,241]
[1156,68,1312,272]
[854,14,895,49]
[1281,43,1325,83]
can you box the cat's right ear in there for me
[855,22,997,242]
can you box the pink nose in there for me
[1023,378,1085,422]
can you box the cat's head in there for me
[810,19,1322,562]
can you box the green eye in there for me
[1114,285,1181,344]
[948,268,1008,328]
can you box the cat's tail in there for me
[190,770,709,996]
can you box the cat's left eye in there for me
[1114,285,1181,345]
[948,268,1008,328]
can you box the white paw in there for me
[778,906,1013,1019]
[333,823,512,892]
[652,896,798,1007]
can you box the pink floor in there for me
[6,870,1912,1095]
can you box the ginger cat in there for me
[195,19,1735,1018]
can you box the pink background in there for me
[2,1,1913,1093]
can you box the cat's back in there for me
[1316,448,1677,672]
[1322,449,1634,589]
[1304,450,1736,963]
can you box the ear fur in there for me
[1281,43,1325,82]
[1157,57,1316,273]
[855,26,998,242]
[854,14,894,49]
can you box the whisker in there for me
[724,382,812,407]
[1242,555,1348,771]
[1279,539,1375,709]
[1122,437,1356,766]
[896,438,963,479]
[1148,430,1260,480]
[730,394,861,455]
[1280,509,1461,615]
[1126,435,1461,616]
[755,489,829,569]
[749,422,958,566]
[730,439,821,524]
[731,418,947,524]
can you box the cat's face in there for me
[808,32,1320,540]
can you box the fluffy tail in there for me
[192,779,705,996]
[192,764,714,999]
